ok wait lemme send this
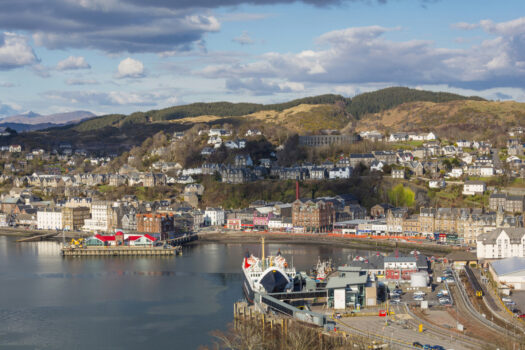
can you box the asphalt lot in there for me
[336,315,472,350]
[388,264,454,309]
[505,290,525,316]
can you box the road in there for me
[492,148,503,170]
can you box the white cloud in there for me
[65,78,99,86]
[225,77,304,95]
[31,63,51,78]
[233,31,254,45]
[42,89,181,107]
[199,18,525,93]
[0,32,37,70]
[116,57,145,78]
[56,56,91,70]
[0,101,22,118]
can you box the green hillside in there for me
[71,87,478,132]
[345,87,485,119]
[1,87,485,153]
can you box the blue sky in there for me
[0,0,525,117]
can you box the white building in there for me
[207,136,222,145]
[392,169,405,179]
[245,129,262,137]
[463,181,486,196]
[447,167,463,178]
[429,179,446,189]
[9,145,21,153]
[83,201,112,232]
[359,130,383,141]
[268,218,293,231]
[480,166,495,177]
[369,161,384,173]
[328,167,352,179]
[490,257,525,290]
[204,207,225,226]
[457,140,472,148]
[477,228,525,260]
[37,209,63,230]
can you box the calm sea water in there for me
[0,236,376,349]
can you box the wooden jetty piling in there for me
[61,246,180,257]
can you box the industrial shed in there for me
[490,257,525,290]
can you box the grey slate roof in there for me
[491,257,525,276]
[477,228,525,244]
[326,275,368,289]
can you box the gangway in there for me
[258,293,328,327]
[268,290,327,300]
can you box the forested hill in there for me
[345,87,485,119]
[71,87,481,132]
[2,87,485,153]
[72,94,346,132]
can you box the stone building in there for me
[489,193,525,213]
[62,207,90,231]
[298,134,359,147]
[292,199,335,233]
[136,213,174,240]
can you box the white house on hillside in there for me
[463,181,486,196]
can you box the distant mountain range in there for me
[0,111,96,132]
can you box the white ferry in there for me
[241,238,296,304]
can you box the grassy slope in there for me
[356,100,525,141]
[172,104,351,134]
[0,87,486,152]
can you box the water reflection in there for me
[0,236,376,349]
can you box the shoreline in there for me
[197,231,456,255]
[0,227,458,256]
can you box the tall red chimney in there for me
[296,180,299,200]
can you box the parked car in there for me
[412,342,424,348]
[502,297,512,303]
[431,345,446,350]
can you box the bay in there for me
[0,236,377,349]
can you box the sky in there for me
[0,0,525,117]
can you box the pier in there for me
[166,234,198,245]
[61,246,180,257]
[16,232,59,242]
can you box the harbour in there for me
[0,236,375,349]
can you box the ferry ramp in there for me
[259,293,328,327]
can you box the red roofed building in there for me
[85,233,157,247]
[126,234,157,246]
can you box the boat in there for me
[242,238,296,304]
[312,257,333,282]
